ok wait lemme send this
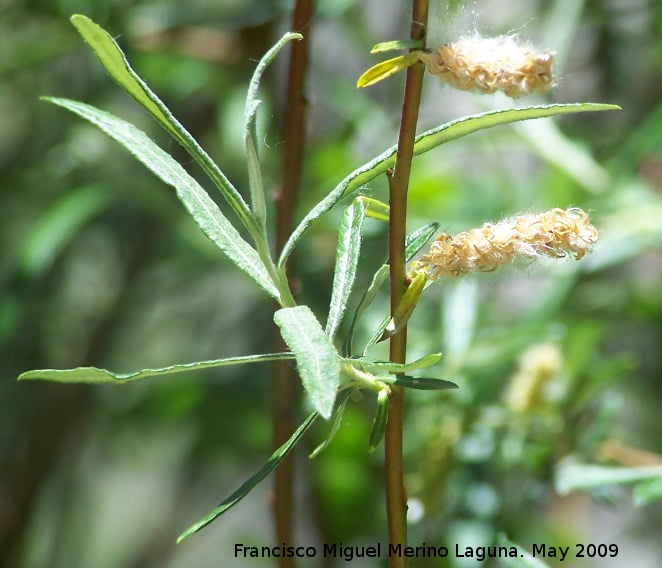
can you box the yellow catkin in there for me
[409,208,598,280]
[418,36,555,98]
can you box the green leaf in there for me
[342,264,389,357]
[363,314,391,355]
[382,375,459,391]
[379,272,426,341]
[309,388,357,458]
[556,462,662,495]
[370,39,424,53]
[368,389,389,452]
[342,223,438,357]
[326,199,366,340]
[44,97,280,299]
[280,104,617,268]
[69,15,260,240]
[497,534,551,568]
[17,184,113,276]
[357,52,420,88]
[177,411,317,542]
[357,196,390,221]
[405,222,439,262]
[351,353,443,374]
[274,306,341,418]
[18,353,294,384]
[245,32,302,230]
[633,477,662,507]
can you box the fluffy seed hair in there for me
[409,208,598,280]
[418,35,555,98]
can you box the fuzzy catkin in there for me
[409,208,598,280]
[418,36,555,98]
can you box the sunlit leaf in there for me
[357,52,420,88]
[275,306,341,418]
[556,462,662,495]
[18,353,294,384]
[379,272,426,341]
[177,412,317,542]
[280,104,618,267]
[326,199,366,340]
[245,32,302,230]
[350,353,443,374]
[69,15,260,239]
[370,39,424,53]
[44,97,280,299]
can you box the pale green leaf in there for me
[245,32,302,229]
[274,306,341,418]
[351,353,443,374]
[370,39,424,53]
[18,353,294,384]
[177,412,317,542]
[44,97,279,299]
[309,388,357,458]
[326,199,366,340]
[556,462,662,495]
[379,272,426,341]
[280,104,618,268]
[69,15,259,239]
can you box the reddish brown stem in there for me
[385,2,428,567]
[272,1,313,566]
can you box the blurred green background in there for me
[1,0,661,566]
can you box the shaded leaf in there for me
[382,375,459,391]
[326,199,366,340]
[275,306,340,418]
[280,104,618,268]
[177,412,317,542]
[368,389,389,452]
[309,388,357,458]
[18,353,294,384]
[44,97,280,299]
[405,222,439,261]
[357,52,420,88]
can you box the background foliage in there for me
[1,0,661,566]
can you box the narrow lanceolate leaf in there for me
[358,196,390,221]
[44,97,280,299]
[69,15,259,238]
[245,32,303,229]
[326,199,366,340]
[309,388,357,458]
[18,353,294,384]
[379,272,426,341]
[357,52,420,88]
[405,222,439,261]
[275,306,341,418]
[280,103,618,267]
[556,463,662,495]
[368,389,389,452]
[342,264,389,357]
[370,39,424,54]
[177,411,317,542]
[350,353,443,374]
[382,375,459,391]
